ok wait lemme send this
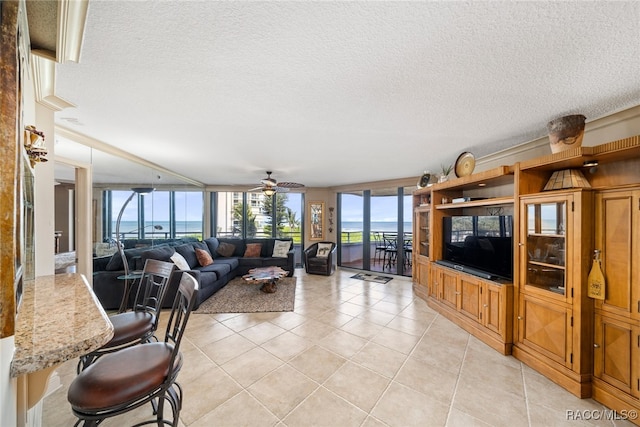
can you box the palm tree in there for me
[286,207,300,239]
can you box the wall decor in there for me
[23,125,48,167]
[309,201,324,240]
[328,207,334,233]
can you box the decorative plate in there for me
[417,172,431,189]
[454,152,475,177]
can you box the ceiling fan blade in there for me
[277,181,305,189]
[248,186,263,191]
[275,187,290,193]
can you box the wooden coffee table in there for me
[242,266,289,293]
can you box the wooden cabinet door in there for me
[440,268,459,310]
[595,190,640,320]
[519,293,572,367]
[483,282,504,336]
[459,275,481,322]
[594,313,637,396]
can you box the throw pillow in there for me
[195,248,214,266]
[244,243,262,257]
[316,243,333,258]
[272,240,291,258]
[170,252,190,270]
[216,242,236,257]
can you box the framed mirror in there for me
[309,201,324,241]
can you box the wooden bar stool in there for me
[68,271,198,426]
[77,258,175,372]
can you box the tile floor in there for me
[43,269,634,426]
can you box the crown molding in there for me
[30,53,75,111]
[57,0,89,63]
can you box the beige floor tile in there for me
[357,307,397,326]
[190,390,280,427]
[372,382,449,427]
[314,308,355,327]
[394,356,458,405]
[42,269,624,427]
[288,345,347,383]
[410,336,466,375]
[324,361,391,412]
[179,366,243,425]
[260,330,314,361]
[318,329,368,358]
[352,341,407,379]
[239,321,287,345]
[361,415,390,427]
[290,318,337,341]
[200,333,257,365]
[283,387,368,427]
[341,317,384,340]
[446,408,494,427]
[385,314,430,337]
[371,326,421,355]
[267,311,308,330]
[221,347,284,387]
[452,379,529,427]
[248,364,319,419]
[338,301,370,317]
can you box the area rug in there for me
[194,277,296,314]
[350,273,393,284]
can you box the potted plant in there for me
[438,163,453,183]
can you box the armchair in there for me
[304,241,337,276]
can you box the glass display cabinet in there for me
[524,200,566,295]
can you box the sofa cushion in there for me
[216,242,236,257]
[244,243,262,257]
[175,243,199,269]
[210,257,239,271]
[195,248,214,266]
[105,247,147,271]
[204,237,219,255]
[316,243,333,258]
[272,240,291,258]
[197,262,231,278]
[218,238,245,257]
[140,245,175,264]
[170,252,190,270]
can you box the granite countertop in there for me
[11,273,114,377]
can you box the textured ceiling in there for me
[53,1,640,188]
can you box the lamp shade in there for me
[543,169,591,191]
[262,188,275,197]
[131,187,155,194]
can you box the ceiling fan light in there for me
[262,187,275,197]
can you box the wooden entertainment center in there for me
[413,135,640,423]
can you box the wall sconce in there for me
[583,159,599,174]
[24,125,48,167]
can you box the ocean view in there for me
[342,221,413,232]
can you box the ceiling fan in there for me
[249,171,304,196]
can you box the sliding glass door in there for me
[338,186,413,276]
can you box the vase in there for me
[438,175,448,183]
[547,114,586,154]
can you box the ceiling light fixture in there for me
[262,187,275,197]
[583,160,599,167]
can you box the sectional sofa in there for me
[92,237,295,310]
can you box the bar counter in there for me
[11,273,113,377]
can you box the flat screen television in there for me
[440,215,513,280]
